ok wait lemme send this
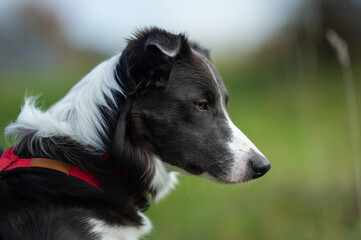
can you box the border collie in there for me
[0,27,270,240]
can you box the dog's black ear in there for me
[111,102,156,197]
[119,28,189,90]
[144,31,182,57]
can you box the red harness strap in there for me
[0,146,102,190]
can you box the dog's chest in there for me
[87,213,152,240]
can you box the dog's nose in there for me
[250,154,270,179]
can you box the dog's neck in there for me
[47,53,126,151]
[5,53,178,203]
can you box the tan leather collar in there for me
[30,158,71,175]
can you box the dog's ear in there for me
[144,31,182,58]
[120,28,188,89]
[112,102,156,196]
[190,42,211,60]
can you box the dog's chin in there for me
[200,172,254,184]
[164,163,256,184]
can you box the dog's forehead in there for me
[169,49,228,98]
[194,50,228,98]
[204,58,228,97]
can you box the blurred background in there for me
[1,0,361,239]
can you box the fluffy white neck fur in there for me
[5,53,177,200]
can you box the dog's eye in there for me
[194,101,208,111]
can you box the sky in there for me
[0,0,304,55]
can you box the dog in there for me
[0,27,270,240]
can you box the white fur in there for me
[150,157,178,202]
[156,45,179,57]
[5,53,125,151]
[88,213,152,240]
[225,119,264,182]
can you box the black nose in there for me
[250,154,271,179]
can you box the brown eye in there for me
[194,101,208,111]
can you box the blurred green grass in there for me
[0,61,360,239]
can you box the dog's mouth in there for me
[181,154,271,184]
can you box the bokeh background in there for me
[1,0,361,239]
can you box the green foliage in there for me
[1,62,360,239]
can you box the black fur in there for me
[1,27,267,239]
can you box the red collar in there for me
[0,146,150,211]
[0,146,102,189]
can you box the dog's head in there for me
[113,28,270,191]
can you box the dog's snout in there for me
[250,154,270,179]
